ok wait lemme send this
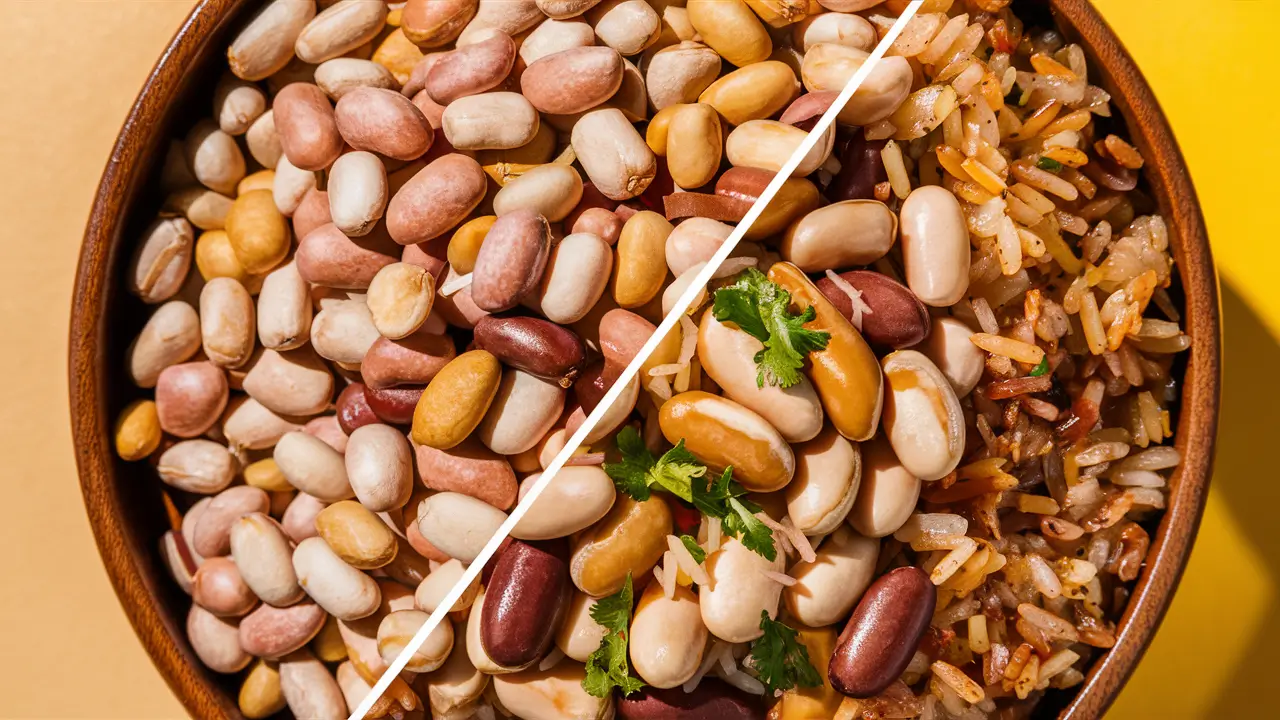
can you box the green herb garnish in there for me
[712,268,831,389]
[679,535,707,565]
[582,575,645,698]
[604,428,777,562]
[1036,157,1064,172]
[750,612,823,695]
[1029,355,1050,377]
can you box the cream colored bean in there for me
[257,261,312,351]
[274,431,355,502]
[537,0,604,19]
[783,525,878,627]
[246,110,283,168]
[292,537,381,620]
[279,650,346,720]
[785,426,861,535]
[334,662,372,717]
[477,369,565,455]
[512,466,615,540]
[128,300,201,387]
[200,277,256,368]
[186,120,247,195]
[157,439,237,494]
[227,0,316,81]
[281,492,327,543]
[571,108,656,201]
[311,299,380,364]
[231,512,305,607]
[590,0,660,56]
[701,538,786,643]
[345,423,414,512]
[880,349,965,481]
[493,664,610,720]
[379,609,454,672]
[222,397,304,451]
[646,41,721,111]
[665,102,722,189]
[242,347,334,417]
[314,57,397,100]
[272,155,316,217]
[416,492,509,563]
[792,12,876,52]
[188,604,251,673]
[726,119,832,177]
[327,151,387,237]
[900,185,971,307]
[214,75,267,135]
[128,217,194,304]
[166,187,234,231]
[781,200,897,272]
[366,262,435,339]
[665,217,730,276]
[801,45,913,125]
[465,589,514,674]
[295,0,387,64]
[612,57,647,121]
[415,559,481,613]
[442,92,540,150]
[919,317,985,396]
[630,581,707,688]
[697,310,824,443]
[519,19,595,64]
[848,435,920,538]
[555,591,606,662]
[492,164,584,222]
[425,619,489,716]
[533,232,612,324]
[194,486,272,557]
[459,0,543,45]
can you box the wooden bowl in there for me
[68,1,1221,718]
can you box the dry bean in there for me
[613,211,672,308]
[274,430,355,502]
[471,208,552,312]
[295,0,387,64]
[571,108,656,201]
[188,604,251,673]
[411,348,502,448]
[646,42,721,111]
[828,566,935,698]
[243,457,293,492]
[214,75,267,136]
[194,486,272,557]
[687,0,771,67]
[482,539,570,669]
[699,60,798,126]
[242,347,334,418]
[726,119,832,177]
[666,103,722,189]
[365,262,434,339]
[292,187,331,239]
[193,556,258,617]
[345,423,414,511]
[715,166,819,239]
[848,435,920,538]
[199,278,256,368]
[227,0,317,81]
[295,223,401,290]
[458,0,543,44]
[157,439,237,494]
[520,19,596,65]
[443,92,540,150]
[246,110,283,168]
[402,0,477,47]
[185,120,247,195]
[493,663,611,719]
[114,399,162,461]
[166,187,234,231]
[362,332,456,389]
[415,491,509,562]
[534,232,613,324]
[793,12,876,52]
[256,261,311,351]
[195,229,251,284]
[231,512,305,607]
[272,83,344,172]
[387,153,487,244]
[128,301,201,388]
[227,189,290,274]
[239,659,286,720]
[537,0,604,19]
[281,492,326,543]
[327,151,388,237]
[315,57,397,99]
[292,536,382,620]
[513,466,615,540]
[366,384,425,424]
[335,86,435,160]
[781,200,896,271]
[310,299,380,364]
[492,164,584,222]
[379,609,454,672]
[414,437,518,509]
[128,217,194,304]
[279,650,347,720]
[156,361,229,438]
[425,32,516,104]
[272,155,316,217]
[665,216,731,276]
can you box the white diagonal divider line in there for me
[352,3,923,716]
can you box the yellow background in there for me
[0,1,1272,717]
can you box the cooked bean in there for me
[801,45,912,125]
[569,495,670,596]
[554,591,606,663]
[828,566,935,698]
[701,537,786,643]
[157,439,237,494]
[335,87,435,161]
[128,217,194,304]
[156,361,228,438]
[274,430,355,502]
[631,581,708,688]
[493,663,611,719]
[900,185,971,307]
[231,512,305,607]
[272,83,344,172]
[785,426,860,535]
[188,604,251,673]
[571,108,656,201]
[880,349,965,481]
[665,216,731,276]
[387,153,488,244]
[482,539,570,669]
[416,491,509,562]
[919,316,985,396]
[470,209,552,312]
[848,435,920,538]
[784,525,877,627]
[782,200,896,272]
[715,167,819,239]
[617,679,762,720]
[242,347,334,418]
[442,92,540,150]
[414,437,518,509]
[492,164,584,222]
[659,391,795,492]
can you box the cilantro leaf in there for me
[679,535,706,565]
[1036,157,1064,172]
[1029,355,1050,377]
[712,268,830,389]
[604,428,707,502]
[648,440,706,502]
[750,612,823,695]
[691,468,777,562]
[583,575,645,698]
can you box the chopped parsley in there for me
[750,612,823,695]
[1036,157,1064,173]
[1029,355,1050,377]
[582,575,645,698]
[679,535,706,565]
[604,427,777,562]
[712,268,830,389]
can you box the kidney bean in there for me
[816,270,931,349]
[239,600,328,659]
[472,316,585,386]
[481,539,570,669]
[828,566,935,698]
[366,384,426,425]
[470,209,552,312]
[617,678,764,720]
[830,133,887,202]
[336,382,377,434]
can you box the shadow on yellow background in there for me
[1112,282,1277,718]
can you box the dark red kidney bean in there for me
[470,209,552,313]
[1079,155,1138,192]
[472,316,585,387]
[635,161,675,213]
[617,679,763,720]
[815,270,931,349]
[362,332,457,389]
[829,566,935,698]
[573,361,609,414]
[336,383,378,434]
[480,538,570,669]
[365,384,425,425]
[480,535,514,587]
[830,134,887,201]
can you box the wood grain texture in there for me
[67,1,1221,719]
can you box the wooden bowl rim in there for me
[67,1,1221,718]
